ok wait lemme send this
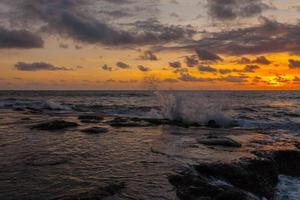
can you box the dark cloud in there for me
[169,61,182,68]
[116,61,130,69]
[219,69,232,74]
[237,57,252,64]
[177,18,300,56]
[195,49,222,61]
[137,65,150,72]
[219,75,248,83]
[185,55,199,67]
[173,67,188,74]
[207,0,271,21]
[8,1,195,46]
[179,73,215,82]
[198,65,217,73]
[293,76,300,84]
[237,56,271,65]
[59,43,69,49]
[243,65,260,73]
[140,50,158,60]
[254,56,271,65]
[15,62,70,71]
[170,12,179,18]
[0,27,43,49]
[102,64,113,71]
[179,73,248,83]
[163,78,178,83]
[102,0,133,4]
[289,59,300,69]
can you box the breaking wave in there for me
[0,98,70,111]
[148,91,236,127]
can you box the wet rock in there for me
[109,117,149,127]
[198,136,242,148]
[78,115,103,123]
[169,173,222,200]
[195,159,278,199]
[14,107,25,111]
[31,120,78,131]
[53,182,125,200]
[206,120,221,128]
[215,189,254,200]
[271,150,300,176]
[170,158,278,200]
[81,127,108,134]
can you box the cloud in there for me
[195,49,222,61]
[179,73,248,83]
[0,27,43,49]
[198,65,217,73]
[242,65,260,73]
[179,18,300,56]
[289,59,300,69]
[163,78,178,83]
[8,1,195,46]
[179,73,215,82]
[237,56,271,65]
[169,61,182,68]
[140,50,158,60]
[219,69,232,74]
[116,62,131,69]
[137,65,150,72]
[15,62,70,71]
[207,0,271,21]
[102,64,113,71]
[59,43,69,49]
[219,75,248,83]
[185,55,199,67]
[293,76,300,84]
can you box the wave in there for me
[0,98,70,111]
[148,91,236,128]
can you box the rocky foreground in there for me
[23,114,300,200]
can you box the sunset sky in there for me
[0,0,300,90]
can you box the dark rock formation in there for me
[81,127,109,134]
[271,150,300,177]
[206,120,221,128]
[52,182,125,200]
[31,120,78,131]
[109,117,149,127]
[169,149,300,200]
[78,115,103,123]
[198,136,242,148]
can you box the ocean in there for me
[0,90,299,200]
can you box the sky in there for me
[0,0,300,90]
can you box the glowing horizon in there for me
[0,0,300,90]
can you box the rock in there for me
[78,115,103,123]
[109,117,149,127]
[198,136,242,148]
[170,158,278,200]
[194,158,278,199]
[206,120,221,128]
[215,189,254,200]
[52,182,125,200]
[81,127,108,134]
[31,120,78,131]
[271,150,300,176]
[168,173,222,200]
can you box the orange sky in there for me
[0,0,300,90]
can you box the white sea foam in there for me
[150,91,235,127]
[275,175,300,200]
[0,98,70,111]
